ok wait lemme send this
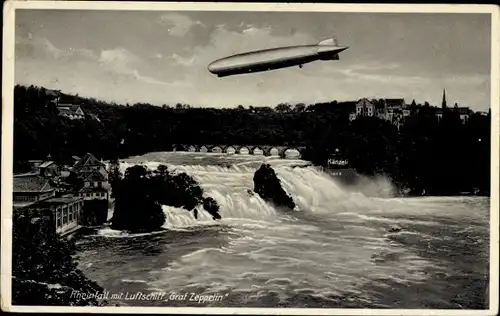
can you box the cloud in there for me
[98,48,141,72]
[97,48,191,87]
[168,53,197,66]
[16,37,61,60]
[16,36,187,89]
[40,38,62,58]
[158,13,204,37]
[350,62,401,72]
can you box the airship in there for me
[208,37,348,77]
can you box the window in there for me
[69,207,73,222]
[62,208,67,225]
[94,181,98,187]
[56,208,61,227]
[15,195,36,202]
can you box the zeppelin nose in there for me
[207,62,219,73]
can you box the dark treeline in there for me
[14,84,491,196]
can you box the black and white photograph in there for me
[1,2,499,314]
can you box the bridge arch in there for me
[236,146,250,155]
[280,147,302,158]
[199,145,208,153]
[250,146,264,155]
[187,145,197,152]
[268,147,279,156]
[223,146,236,154]
[211,145,223,153]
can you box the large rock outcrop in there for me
[253,164,296,210]
[111,164,221,232]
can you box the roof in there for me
[46,89,61,97]
[372,100,386,109]
[88,113,101,122]
[58,107,81,116]
[72,156,81,161]
[39,161,55,168]
[58,104,84,115]
[356,98,373,107]
[13,174,55,193]
[385,99,405,107]
[72,153,104,172]
[83,168,108,182]
[27,195,83,210]
[79,186,109,193]
[454,107,471,114]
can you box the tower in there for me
[441,88,447,109]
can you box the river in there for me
[75,151,490,309]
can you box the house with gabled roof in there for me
[13,173,56,207]
[356,98,375,117]
[78,168,110,201]
[71,153,108,180]
[57,104,85,120]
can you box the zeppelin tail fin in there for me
[318,37,338,46]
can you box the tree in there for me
[294,103,306,113]
[111,165,165,232]
[275,103,292,114]
[108,158,122,198]
[12,210,105,306]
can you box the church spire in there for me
[442,88,447,109]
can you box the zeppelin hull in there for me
[207,43,348,77]
[214,55,319,77]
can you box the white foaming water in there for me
[89,152,489,307]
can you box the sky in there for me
[15,10,492,111]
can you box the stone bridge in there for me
[172,144,307,158]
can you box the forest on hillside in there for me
[13,84,491,196]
